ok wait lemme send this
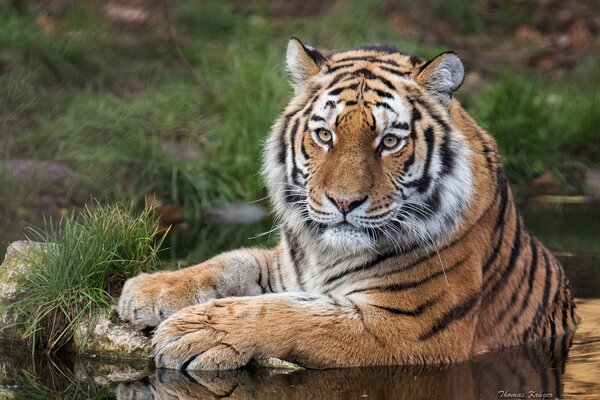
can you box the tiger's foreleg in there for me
[118,247,280,328]
[152,292,479,370]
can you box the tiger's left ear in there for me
[286,37,327,90]
[414,52,464,108]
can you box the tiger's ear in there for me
[414,52,464,108]
[286,37,326,90]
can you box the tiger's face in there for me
[264,39,474,255]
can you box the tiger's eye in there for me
[381,134,399,149]
[317,129,333,144]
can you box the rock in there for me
[73,311,152,360]
[74,356,152,385]
[0,159,75,192]
[203,202,267,225]
[0,241,46,299]
[584,168,600,199]
[0,241,151,361]
[252,357,304,371]
[0,241,48,340]
[115,380,154,400]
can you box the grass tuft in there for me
[11,202,166,352]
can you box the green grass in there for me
[1,0,599,225]
[10,203,165,352]
[463,55,600,187]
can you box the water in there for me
[0,201,598,399]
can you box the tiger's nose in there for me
[326,193,368,214]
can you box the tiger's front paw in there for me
[152,299,256,371]
[118,271,217,329]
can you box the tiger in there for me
[117,38,578,371]
[117,331,573,399]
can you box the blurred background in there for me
[1,0,599,264]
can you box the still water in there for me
[0,201,598,399]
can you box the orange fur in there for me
[118,40,577,371]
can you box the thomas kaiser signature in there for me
[498,390,554,399]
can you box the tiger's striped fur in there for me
[118,39,577,370]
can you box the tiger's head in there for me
[264,38,474,256]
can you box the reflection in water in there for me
[115,336,573,400]
[0,205,598,398]
[563,299,600,399]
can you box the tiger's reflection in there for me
[117,333,572,400]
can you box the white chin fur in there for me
[320,225,375,253]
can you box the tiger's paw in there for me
[152,300,256,371]
[118,271,217,329]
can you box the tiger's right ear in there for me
[286,37,326,90]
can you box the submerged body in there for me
[118,40,577,370]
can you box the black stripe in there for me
[266,261,275,293]
[483,214,523,299]
[332,56,400,67]
[378,65,411,76]
[327,62,356,74]
[277,117,291,164]
[289,119,301,186]
[473,126,496,168]
[278,262,287,292]
[391,122,409,130]
[346,257,467,295]
[409,55,422,65]
[324,250,400,289]
[369,296,440,317]
[354,44,401,54]
[401,105,420,171]
[438,132,454,175]
[181,352,204,371]
[375,89,394,99]
[524,250,553,342]
[326,72,356,89]
[419,292,480,340]
[302,94,319,116]
[561,291,571,334]
[493,255,529,325]
[351,68,396,91]
[482,171,510,274]
[300,139,310,161]
[509,237,539,329]
[285,230,305,291]
[403,126,435,193]
[375,101,394,112]
[413,98,450,132]
[310,115,326,122]
[328,83,359,96]
[256,258,264,293]
[423,187,442,215]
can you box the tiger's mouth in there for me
[316,220,383,240]
[318,221,377,252]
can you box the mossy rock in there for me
[73,310,152,360]
[0,241,48,341]
[0,241,152,361]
